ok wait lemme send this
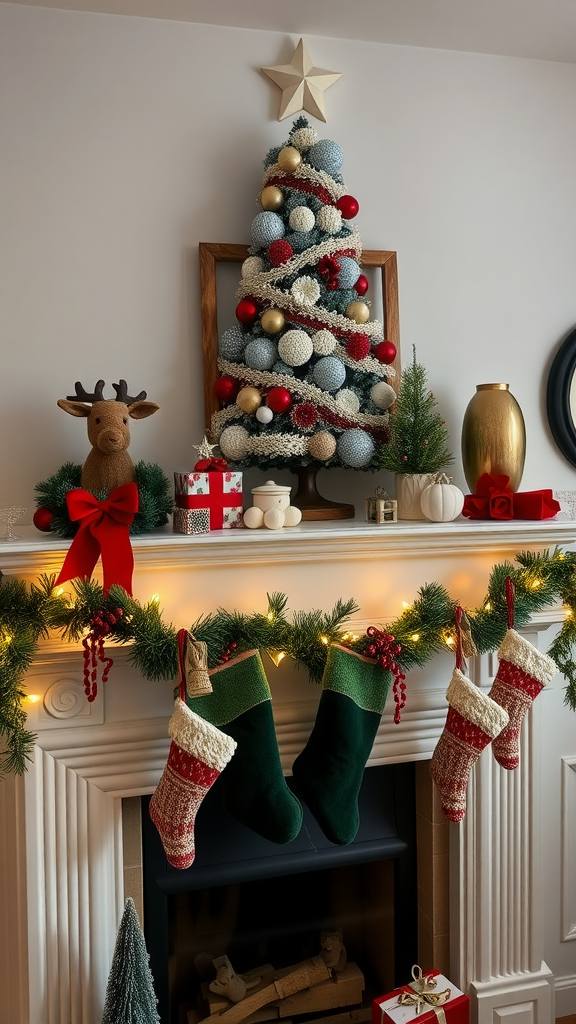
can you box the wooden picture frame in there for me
[199,242,401,432]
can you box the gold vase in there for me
[461,383,526,493]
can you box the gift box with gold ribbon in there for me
[372,967,469,1024]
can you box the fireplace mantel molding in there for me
[0,517,574,1024]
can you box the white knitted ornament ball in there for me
[312,329,337,355]
[290,126,319,151]
[337,428,375,467]
[291,276,320,306]
[308,139,344,175]
[370,381,396,410]
[256,405,274,424]
[244,338,278,371]
[312,355,346,392]
[338,257,361,289]
[289,206,316,233]
[219,425,250,460]
[219,325,246,362]
[335,389,360,414]
[241,256,264,279]
[278,330,313,367]
[316,206,343,235]
[243,506,264,529]
[283,505,302,527]
[251,211,285,249]
[308,431,337,460]
[264,508,285,530]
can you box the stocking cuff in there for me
[498,629,556,686]
[169,698,237,770]
[446,668,509,739]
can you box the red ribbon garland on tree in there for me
[365,625,407,723]
[82,607,123,702]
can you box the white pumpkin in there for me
[420,474,464,522]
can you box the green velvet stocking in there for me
[188,649,302,844]
[292,644,391,845]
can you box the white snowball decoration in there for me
[251,211,285,249]
[256,405,274,424]
[243,506,265,529]
[337,428,375,468]
[290,126,319,151]
[370,381,397,410]
[283,505,303,527]
[316,205,343,235]
[308,139,344,175]
[337,257,361,289]
[289,206,316,233]
[263,508,285,530]
[312,355,346,392]
[278,329,314,367]
[219,325,246,362]
[241,256,264,279]
[312,329,337,355]
[291,276,320,306]
[335,389,360,414]
[219,425,250,461]
[244,338,278,371]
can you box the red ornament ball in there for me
[354,274,369,296]
[214,375,239,403]
[236,298,259,325]
[291,402,318,429]
[336,195,360,220]
[33,506,54,532]
[266,387,292,414]
[268,239,294,267]
[347,333,371,361]
[373,340,397,365]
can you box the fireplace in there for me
[0,516,572,1024]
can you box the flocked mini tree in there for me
[101,897,160,1024]
[211,117,397,515]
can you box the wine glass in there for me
[0,506,27,541]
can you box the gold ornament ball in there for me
[261,308,286,334]
[308,431,337,461]
[236,386,262,414]
[278,146,302,172]
[346,301,370,324]
[260,185,284,211]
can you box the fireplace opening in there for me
[141,763,417,1024]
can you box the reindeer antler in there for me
[66,380,106,403]
[112,380,147,404]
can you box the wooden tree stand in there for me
[291,467,355,521]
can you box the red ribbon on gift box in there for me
[462,473,560,521]
[177,461,241,530]
[55,483,138,595]
[193,457,229,473]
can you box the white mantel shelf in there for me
[2,515,576,574]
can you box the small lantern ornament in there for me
[420,474,465,522]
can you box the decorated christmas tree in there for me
[211,117,397,507]
[101,897,160,1024]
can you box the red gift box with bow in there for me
[372,968,469,1024]
[174,459,244,530]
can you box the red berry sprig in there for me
[82,608,123,703]
[365,625,406,724]
[219,641,238,664]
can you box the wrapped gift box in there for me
[174,470,244,530]
[372,970,469,1024]
[173,508,210,535]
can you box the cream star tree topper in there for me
[262,39,342,123]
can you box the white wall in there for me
[2,2,576,516]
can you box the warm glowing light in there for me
[56,586,65,597]
[351,634,359,641]
[267,611,274,621]
[531,579,543,589]
[411,633,420,642]
[402,601,412,610]
[320,635,329,645]
[484,601,492,612]
[565,608,573,618]
[445,636,455,647]
[2,630,13,644]
[150,593,160,604]
[26,694,42,705]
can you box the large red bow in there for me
[193,457,228,472]
[56,483,138,595]
[462,473,560,521]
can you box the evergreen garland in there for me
[378,345,453,474]
[34,460,174,537]
[2,547,575,777]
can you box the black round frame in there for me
[547,327,576,468]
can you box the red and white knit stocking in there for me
[489,629,556,770]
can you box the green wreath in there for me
[34,461,174,537]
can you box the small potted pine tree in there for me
[378,346,453,519]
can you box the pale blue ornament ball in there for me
[337,429,375,467]
[219,325,246,362]
[308,139,344,176]
[312,356,346,392]
[251,211,285,249]
[337,257,361,289]
[244,338,278,371]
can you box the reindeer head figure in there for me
[58,380,159,494]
